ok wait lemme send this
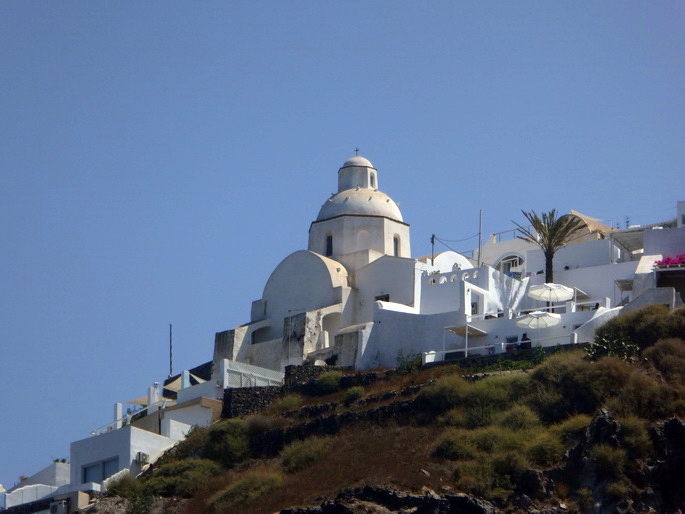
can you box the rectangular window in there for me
[375,294,390,302]
[325,235,333,256]
[82,457,119,484]
[103,457,119,480]
[83,463,101,484]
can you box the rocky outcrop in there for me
[279,485,497,514]
[649,417,685,510]
[554,410,685,513]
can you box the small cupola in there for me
[338,156,378,192]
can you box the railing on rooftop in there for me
[223,359,284,388]
[90,399,171,437]
[423,333,573,364]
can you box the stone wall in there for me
[222,386,282,418]
[284,364,352,386]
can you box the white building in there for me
[212,156,683,371]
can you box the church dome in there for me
[342,156,374,168]
[316,188,403,222]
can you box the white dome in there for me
[342,156,374,168]
[317,188,403,222]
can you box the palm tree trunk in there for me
[545,251,554,284]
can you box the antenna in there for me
[169,324,173,378]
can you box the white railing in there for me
[222,360,284,388]
[424,333,573,364]
[90,399,171,436]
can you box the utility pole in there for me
[169,324,173,378]
[477,210,483,267]
[431,234,435,266]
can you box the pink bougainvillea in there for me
[655,253,685,266]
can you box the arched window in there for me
[325,234,333,256]
[393,235,400,256]
[370,173,376,189]
[496,255,524,276]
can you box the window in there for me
[375,294,390,302]
[325,235,333,256]
[393,235,400,256]
[370,174,376,188]
[83,457,119,484]
[497,255,524,276]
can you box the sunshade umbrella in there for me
[516,311,561,347]
[528,283,574,303]
[516,311,561,329]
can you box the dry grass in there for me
[182,423,449,514]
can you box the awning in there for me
[446,325,487,337]
[127,395,149,406]
[574,287,590,301]
[615,279,634,292]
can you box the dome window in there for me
[325,234,333,256]
[393,235,401,256]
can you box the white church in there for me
[4,155,684,513]
[211,155,685,372]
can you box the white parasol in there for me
[516,311,561,330]
[527,283,574,303]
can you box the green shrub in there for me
[314,371,343,395]
[528,351,630,422]
[453,459,495,498]
[496,405,540,431]
[590,444,626,479]
[605,481,629,500]
[586,336,639,361]
[617,415,652,459]
[433,429,478,460]
[203,419,250,467]
[207,470,284,511]
[607,371,681,420]
[144,459,222,497]
[280,437,330,473]
[643,338,685,383]
[553,414,591,447]
[438,408,469,427]
[575,487,595,512]
[460,378,511,428]
[344,386,365,404]
[469,425,531,454]
[271,394,303,412]
[491,451,529,485]
[106,474,143,498]
[416,374,469,414]
[246,415,275,438]
[160,425,209,462]
[595,305,685,351]
[126,495,154,514]
[396,349,422,374]
[527,432,565,467]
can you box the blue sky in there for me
[1,1,683,489]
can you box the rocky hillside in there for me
[97,306,685,513]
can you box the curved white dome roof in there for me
[342,156,374,168]
[317,188,403,222]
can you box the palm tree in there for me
[514,209,584,284]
